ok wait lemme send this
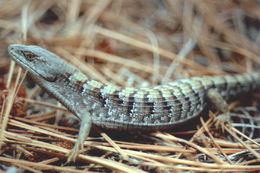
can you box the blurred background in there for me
[1,0,259,87]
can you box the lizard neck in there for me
[31,68,109,117]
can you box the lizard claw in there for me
[66,140,84,163]
[214,112,231,132]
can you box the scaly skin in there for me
[8,44,260,161]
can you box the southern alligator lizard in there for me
[8,44,260,161]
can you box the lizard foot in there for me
[66,139,84,163]
[214,112,231,132]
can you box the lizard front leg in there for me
[67,111,92,162]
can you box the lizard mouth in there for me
[8,46,57,82]
[9,48,33,72]
[9,48,34,72]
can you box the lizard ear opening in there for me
[44,75,57,82]
[39,73,58,82]
[21,50,38,61]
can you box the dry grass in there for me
[0,0,260,172]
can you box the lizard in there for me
[8,44,260,161]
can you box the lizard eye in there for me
[21,51,38,61]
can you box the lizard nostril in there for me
[8,44,18,52]
[8,45,14,53]
[8,45,12,49]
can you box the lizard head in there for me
[8,44,73,82]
